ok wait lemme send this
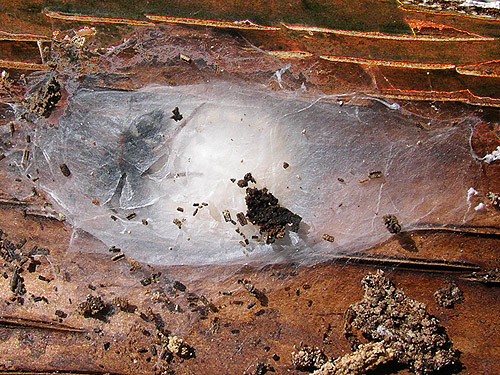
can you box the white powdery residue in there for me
[482,146,500,164]
[467,187,478,203]
[474,202,485,211]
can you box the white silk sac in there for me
[24,83,481,265]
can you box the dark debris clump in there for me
[253,362,275,375]
[10,267,25,295]
[171,107,183,122]
[78,294,107,319]
[112,297,136,313]
[383,214,401,234]
[25,76,62,118]
[237,172,257,188]
[244,180,302,244]
[345,270,459,375]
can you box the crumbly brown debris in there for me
[173,218,183,229]
[313,341,395,375]
[222,209,236,225]
[434,282,464,308]
[112,297,135,312]
[291,345,328,371]
[167,336,194,358]
[345,270,459,374]
[236,212,248,226]
[78,294,106,318]
[237,172,257,188]
[244,184,302,244]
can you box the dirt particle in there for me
[78,295,107,319]
[112,297,136,313]
[237,179,248,188]
[236,212,248,226]
[252,362,274,375]
[111,253,125,262]
[108,245,121,253]
[126,212,137,220]
[322,233,335,242]
[55,310,67,318]
[180,54,192,63]
[487,191,499,208]
[368,170,383,179]
[127,257,142,273]
[222,209,236,225]
[22,149,29,163]
[167,336,194,358]
[239,279,268,306]
[283,162,289,169]
[171,107,183,121]
[434,282,464,308]
[10,267,25,295]
[173,280,187,292]
[173,218,183,229]
[383,214,401,234]
[59,163,71,177]
[237,172,257,188]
